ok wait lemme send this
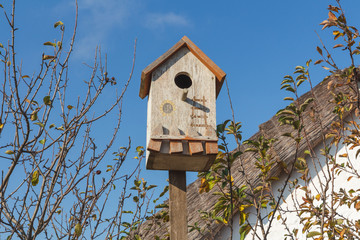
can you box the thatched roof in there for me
[139,71,353,239]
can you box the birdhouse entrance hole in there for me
[174,72,192,89]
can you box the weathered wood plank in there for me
[147,139,162,152]
[169,170,188,240]
[205,141,218,154]
[170,140,183,154]
[189,141,203,155]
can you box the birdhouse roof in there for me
[139,36,226,99]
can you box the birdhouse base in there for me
[146,136,218,171]
[146,152,217,172]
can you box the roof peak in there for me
[139,36,226,99]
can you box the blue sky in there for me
[2,0,360,196]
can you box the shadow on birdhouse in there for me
[139,36,226,172]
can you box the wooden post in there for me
[169,170,188,240]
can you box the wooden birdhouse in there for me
[139,36,226,172]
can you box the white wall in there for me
[215,115,360,240]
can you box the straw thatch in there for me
[139,71,354,239]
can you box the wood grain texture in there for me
[169,171,188,240]
[205,141,218,154]
[170,140,183,154]
[189,141,203,155]
[147,139,162,152]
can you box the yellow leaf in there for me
[6,61,11,66]
[0,123,3,129]
[5,150,14,154]
[54,21,64,28]
[43,55,55,60]
[30,111,38,121]
[32,170,39,186]
[315,194,321,201]
[339,153,348,158]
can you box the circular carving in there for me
[160,100,175,116]
[162,103,173,113]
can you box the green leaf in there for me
[32,170,39,186]
[122,211,133,214]
[43,41,56,47]
[56,126,64,131]
[0,43,3,48]
[133,196,139,202]
[54,21,64,28]
[34,122,44,128]
[147,185,157,190]
[43,55,55,60]
[74,223,82,237]
[159,185,169,197]
[49,124,55,129]
[39,139,46,145]
[43,96,51,106]
[306,231,321,237]
[155,203,168,208]
[239,224,251,240]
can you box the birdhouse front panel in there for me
[140,36,226,172]
[148,46,216,138]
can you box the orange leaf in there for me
[317,46,323,55]
[355,201,360,211]
[329,11,337,21]
[333,44,344,49]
